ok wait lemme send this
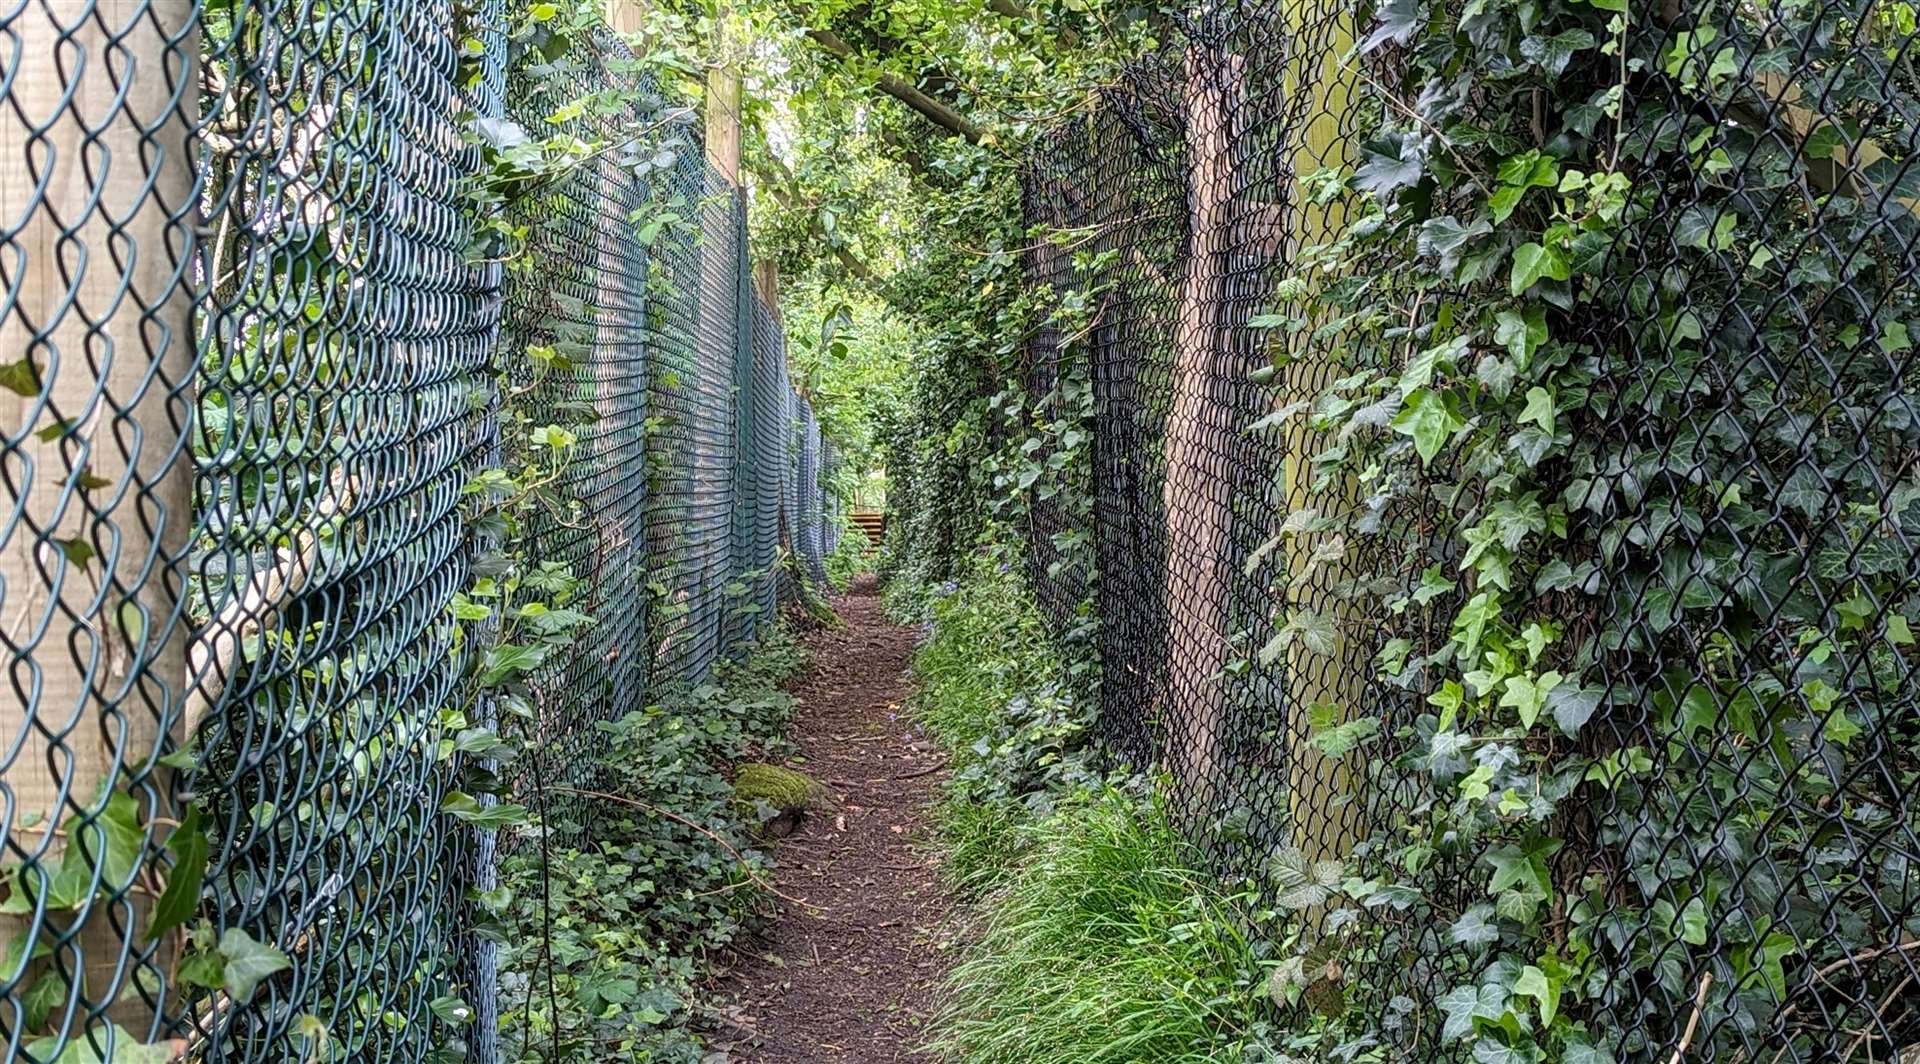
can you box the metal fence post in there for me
[729,189,755,649]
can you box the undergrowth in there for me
[934,786,1287,1064]
[490,628,804,1063]
[910,554,1098,895]
[822,520,875,593]
[911,558,1285,1061]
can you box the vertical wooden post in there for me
[605,0,647,34]
[0,0,198,1035]
[704,50,742,183]
[1161,44,1235,809]
[753,260,781,324]
[1280,9,1367,870]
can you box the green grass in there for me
[933,786,1281,1063]
[908,560,1092,895]
[899,558,1282,1062]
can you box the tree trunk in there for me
[0,0,198,1036]
[1280,11,1367,871]
[1161,44,1236,809]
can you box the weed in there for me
[909,556,1098,894]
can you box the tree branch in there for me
[805,26,984,143]
[749,152,877,281]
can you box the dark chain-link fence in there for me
[0,3,836,1061]
[1015,1,1918,1060]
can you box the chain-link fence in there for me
[1015,1,1918,1060]
[0,3,837,1061]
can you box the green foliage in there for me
[821,519,876,593]
[782,282,917,493]
[912,552,1099,893]
[934,785,1288,1064]
[1231,0,1920,1057]
[492,630,803,1063]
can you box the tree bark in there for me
[0,0,197,1035]
[1161,44,1235,808]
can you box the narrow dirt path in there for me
[708,576,952,1062]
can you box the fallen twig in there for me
[893,760,948,781]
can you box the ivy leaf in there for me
[1509,242,1569,295]
[1505,671,1562,730]
[1547,684,1603,737]
[24,1027,174,1064]
[22,969,66,1030]
[1484,838,1559,898]
[1519,29,1598,76]
[1355,132,1427,198]
[1310,713,1380,757]
[34,418,78,442]
[478,643,546,687]
[1678,896,1709,946]
[1471,1037,1532,1064]
[1268,846,1343,910]
[1822,704,1863,747]
[59,537,96,571]
[178,943,227,989]
[1413,565,1455,605]
[0,358,43,397]
[442,791,531,830]
[1449,904,1501,946]
[1517,387,1555,432]
[1512,963,1562,1026]
[1361,0,1423,52]
[1438,983,1507,1041]
[1402,335,1469,396]
[1476,353,1517,399]
[1259,610,1338,666]
[1778,466,1829,518]
[1419,215,1492,274]
[1392,388,1464,465]
[218,927,292,1003]
[1493,307,1547,366]
[147,806,209,942]
[1564,1040,1617,1064]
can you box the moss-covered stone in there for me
[733,762,819,813]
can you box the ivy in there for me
[1242,0,1920,1055]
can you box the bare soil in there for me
[707,576,952,1062]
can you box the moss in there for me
[733,762,819,813]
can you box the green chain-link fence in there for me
[1006,0,1920,1060]
[0,3,836,1061]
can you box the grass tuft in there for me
[933,785,1280,1063]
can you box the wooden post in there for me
[1160,44,1236,809]
[1280,9,1367,871]
[705,55,742,184]
[0,0,198,1036]
[753,260,781,324]
[606,0,647,34]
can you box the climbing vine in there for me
[1251,0,1920,1059]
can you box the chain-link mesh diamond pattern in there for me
[0,4,840,1061]
[1013,2,1919,1060]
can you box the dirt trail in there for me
[708,577,952,1062]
